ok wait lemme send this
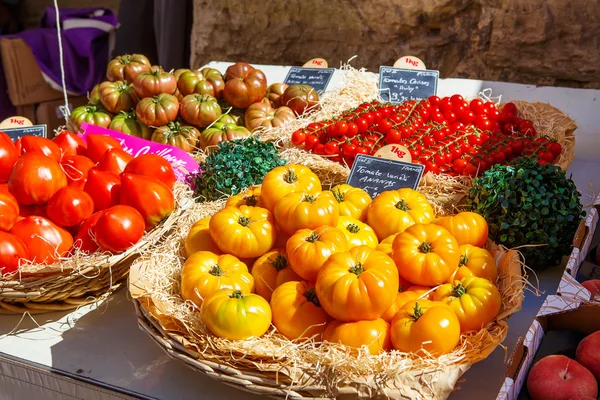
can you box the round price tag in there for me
[374,144,412,162]
[393,56,426,71]
[0,116,33,129]
[303,58,328,68]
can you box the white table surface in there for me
[1,63,599,400]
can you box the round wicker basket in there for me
[0,182,190,315]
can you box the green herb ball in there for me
[192,137,286,201]
[466,157,584,269]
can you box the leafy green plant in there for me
[192,137,286,201]
[466,157,584,269]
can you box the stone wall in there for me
[190,0,600,89]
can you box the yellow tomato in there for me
[273,191,339,236]
[449,244,497,283]
[252,248,301,302]
[201,289,271,340]
[180,251,254,307]
[272,225,291,249]
[390,300,460,356]
[375,232,400,256]
[380,290,420,323]
[392,223,459,286]
[433,212,488,247]
[225,186,264,208]
[323,318,391,355]
[316,246,399,321]
[286,226,348,282]
[329,184,372,222]
[261,164,322,211]
[270,281,330,340]
[209,205,276,258]
[184,217,221,257]
[432,277,501,333]
[336,216,378,249]
[367,188,434,241]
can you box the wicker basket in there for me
[0,182,190,315]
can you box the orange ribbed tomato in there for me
[184,217,222,257]
[270,281,330,340]
[274,191,339,236]
[449,244,497,283]
[316,246,399,321]
[433,211,488,247]
[390,300,460,355]
[392,223,459,286]
[375,232,400,256]
[380,289,421,323]
[225,186,264,208]
[336,216,378,249]
[329,184,371,222]
[180,251,254,307]
[252,248,301,302]
[432,277,501,333]
[286,226,347,282]
[209,205,276,258]
[323,318,391,355]
[367,188,434,241]
[261,164,321,211]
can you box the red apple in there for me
[577,330,600,381]
[527,355,598,400]
[581,280,600,300]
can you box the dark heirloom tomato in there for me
[223,62,267,109]
[106,54,151,83]
[46,186,94,227]
[70,104,112,132]
[61,155,95,189]
[133,68,177,98]
[136,93,179,127]
[0,132,18,183]
[99,81,139,114]
[151,121,200,152]
[120,173,175,230]
[124,154,176,190]
[8,153,67,205]
[17,136,62,162]
[244,99,296,131]
[85,134,123,163]
[109,110,152,140]
[266,82,288,108]
[96,148,133,174]
[83,169,121,212]
[179,94,222,127]
[199,67,225,99]
[52,131,87,157]
[89,84,101,106]
[198,122,251,150]
[94,205,145,253]
[10,216,73,264]
[177,71,217,97]
[0,231,29,274]
[281,85,319,116]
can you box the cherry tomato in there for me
[511,140,524,155]
[443,110,458,123]
[502,123,516,135]
[385,129,401,144]
[518,119,536,136]
[475,116,493,131]
[324,142,339,155]
[355,117,369,133]
[356,147,369,155]
[548,142,562,157]
[453,159,468,173]
[46,186,95,227]
[502,102,517,115]
[540,151,555,162]
[428,96,441,106]
[364,112,375,125]
[372,111,382,123]
[380,106,392,118]
[424,161,439,174]
[335,121,348,137]
[304,135,319,150]
[451,94,465,105]
[493,151,506,164]
[458,109,475,124]
[94,205,145,253]
[306,123,323,132]
[376,119,393,134]
[347,122,358,138]
[430,112,445,124]
[440,98,453,114]
[418,107,430,122]
[291,129,307,145]
[422,136,434,147]
[469,99,485,114]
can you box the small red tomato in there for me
[291,129,307,145]
[502,102,517,115]
[428,96,441,106]
[475,116,493,131]
[96,148,133,174]
[548,142,562,157]
[372,111,382,123]
[364,112,375,125]
[94,205,145,253]
[443,111,457,123]
[375,119,393,134]
[502,123,516,135]
[452,158,468,173]
[518,119,536,136]
[458,109,475,124]
[85,134,123,163]
[0,231,29,274]
[47,187,95,227]
[341,143,356,158]
[385,129,401,144]
[73,211,105,254]
[52,131,87,158]
[346,122,358,138]
[540,151,555,162]
[469,99,485,114]
[356,146,369,155]
[313,143,326,155]
[424,161,439,174]
[510,141,524,155]
[324,142,339,155]
[304,135,319,150]
[440,98,453,114]
[123,154,176,190]
[451,94,465,105]
[355,117,369,133]
[84,169,121,212]
[335,121,348,137]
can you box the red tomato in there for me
[0,132,18,183]
[10,216,73,264]
[96,148,133,174]
[0,231,29,274]
[304,135,319,150]
[0,191,19,232]
[74,211,104,254]
[123,154,176,190]
[428,96,441,106]
[8,153,67,205]
[17,136,62,162]
[324,142,339,155]
[85,134,123,163]
[451,94,464,105]
[548,142,562,157]
[518,119,536,136]
[46,187,95,227]
[346,122,358,138]
[291,129,307,145]
[334,121,348,137]
[355,117,369,133]
[52,131,87,158]
[94,205,145,253]
[83,169,121,212]
[502,102,517,115]
[469,99,485,114]
[120,173,175,230]
[385,129,401,144]
[61,155,95,189]
[475,116,493,131]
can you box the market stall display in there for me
[0,131,186,314]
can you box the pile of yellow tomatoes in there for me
[181,164,502,356]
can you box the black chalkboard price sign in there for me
[346,154,425,198]
[378,66,439,104]
[2,124,47,141]
[283,67,335,94]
